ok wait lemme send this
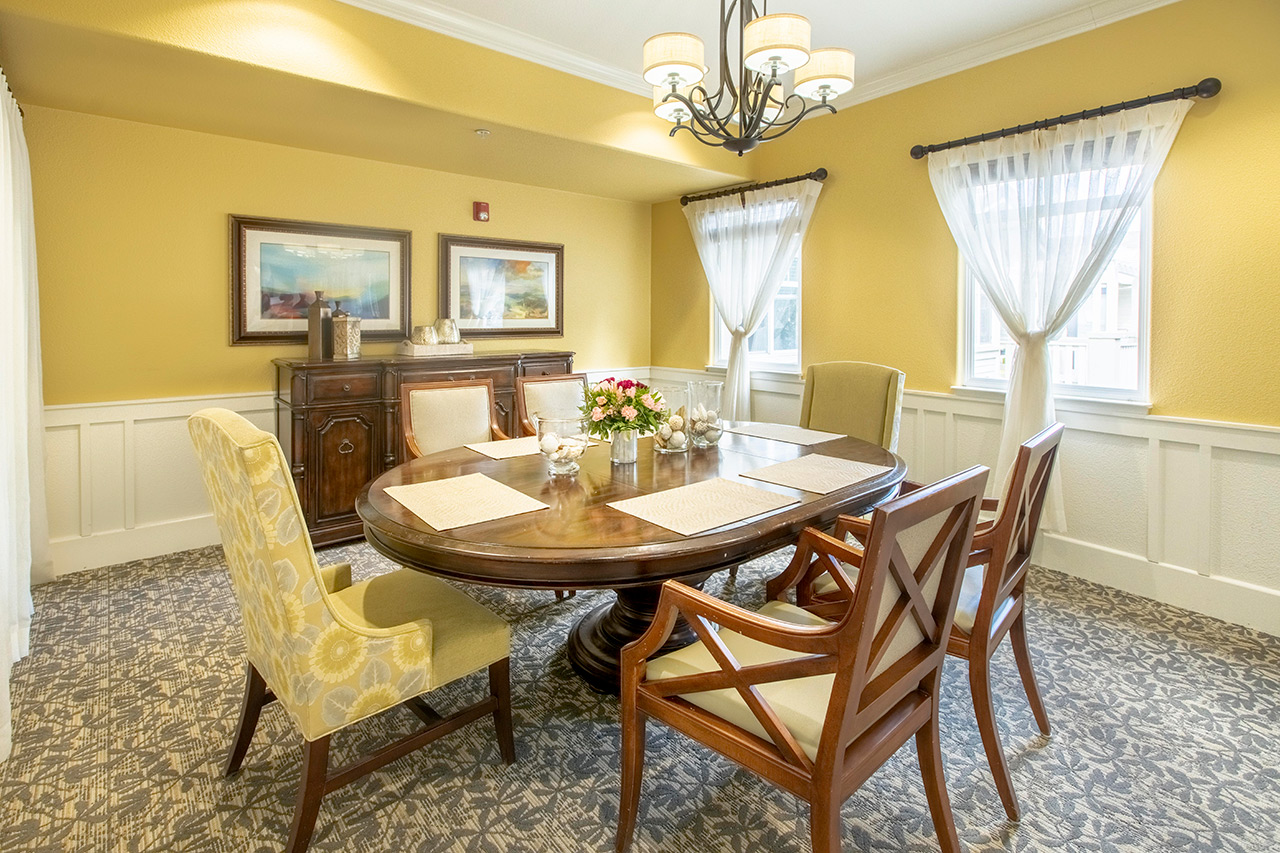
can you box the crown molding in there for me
[338,0,1183,108]
[335,0,653,96]
[839,0,1185,108]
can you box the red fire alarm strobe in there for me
[473,201,490,222]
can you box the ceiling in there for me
[339,0,1182,103]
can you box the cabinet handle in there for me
[496,401,509,416]
[338,439,355,454]
[342,383,351,392]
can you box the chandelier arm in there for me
[663,89,735,139]
[757,103,837,142]
[669,123,729,149]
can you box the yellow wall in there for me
[652,0,1280,426]
[28,107,651,405]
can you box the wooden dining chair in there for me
[616,466,989,853]
[188,408,515,853]
[400,378,510,458]
[817,423,1064,822]
[799,361,905,452]
[515,373,589,437]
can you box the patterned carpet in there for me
[2,542,1278,853]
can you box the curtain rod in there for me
[909,77,1221,160]
[680,168,828,206]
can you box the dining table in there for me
[355,423,906,693]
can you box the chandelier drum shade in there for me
[645,0,855,155]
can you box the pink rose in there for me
[621,405,638,421]
[591,407,605,422]
[640,393,657,410]
[596,395,606,405]
[626,386,638,397]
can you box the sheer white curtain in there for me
[929,101,1191,529]
[684,180,822,419]
[1,72,49,763]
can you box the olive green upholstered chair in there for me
[188,408,514,853]
[799,361,906,452]
[617,467,989,853]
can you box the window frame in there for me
[709,253,802,372]
[958,197,1152,404]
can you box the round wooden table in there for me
[356,426,905,693]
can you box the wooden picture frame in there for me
[438,234,564,338]
[230,214,411,345]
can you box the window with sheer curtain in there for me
[712,254,801,371]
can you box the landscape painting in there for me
[439,235,564,338]
[231,215,411,344]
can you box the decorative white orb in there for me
[668,430,686,449]
[658,423,673,441]
[703,427,722,442]
[668,415,685,432]
[539,434,561,454]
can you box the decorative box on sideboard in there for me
[274,350,574,546]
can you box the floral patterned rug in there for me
[2,542,1277,852]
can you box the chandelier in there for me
[643,1,855,155]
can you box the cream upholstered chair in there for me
[188,408,515,853]
[617,466,989,853]
[515,373,589,437]
[811,423,1064,823]
[400,378,509,458]
[799,361,905,452]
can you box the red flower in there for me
[617,379,637,390]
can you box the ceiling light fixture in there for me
[643,1,854,155]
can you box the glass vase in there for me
[537,415,589,476]
[688,380,724,448]
[652,385,689,454]
[610,429,638,464]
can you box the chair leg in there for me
[809,794,843,853]
[727,565,738,582]
[615,709,646,853]
[916,711,961,853]
[554,590,578,601]
[286,736,330,853]
[224,662,267,777]
[1009,613,1050,735]
[489,658,516,765]
[970,656,1021,822]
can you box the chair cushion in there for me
[408,385,492,456]
[524,380,586,422]
[646,600,835,762]
[952,565,1015,635]
[329,568,510,690]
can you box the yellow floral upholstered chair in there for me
[799,361,906,452]
[187,408,514,853]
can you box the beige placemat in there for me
[607,478,798,536]
[724,422,845,445]
[465,436,544,459]
[384,473,548,530]
[741,454,892,495]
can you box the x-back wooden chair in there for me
[617,466,989,853]
[812,423,1064,822]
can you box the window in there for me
[962,203,1150,402]
[712,254,801,370]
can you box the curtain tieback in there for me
[730,325,747,339]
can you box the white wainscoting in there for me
[648,366,1280,637]
[39,367,638,582]
[42,369,1280,637]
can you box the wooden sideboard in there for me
[273,350,574,545]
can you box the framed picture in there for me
[438,234,564,338]
[230,215,411,345]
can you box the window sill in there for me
[950,385,1152,417]
[706,364,804,381]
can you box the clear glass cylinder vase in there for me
[688,380,725,448]
[651,385,689,454]
[537,415,589,476]
[610,429,639,464]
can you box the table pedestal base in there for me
[568,579,709,694]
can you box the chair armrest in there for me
[899,479,926,494]
[629,580,838,671]
[832,513,872,547]
[519,417,537,438]
[491,423,511,441]
[765,527,863,602]
[319,563,352,594]
[981,496,1001,512]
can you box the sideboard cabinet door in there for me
[308,406,380,536]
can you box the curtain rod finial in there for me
[910,145,927,160]
[1197,77,1222,99]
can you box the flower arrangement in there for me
[580,378,668,439]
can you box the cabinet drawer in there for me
[307,371,380,403]
[521,358,572,378]
[397,365,517,390]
